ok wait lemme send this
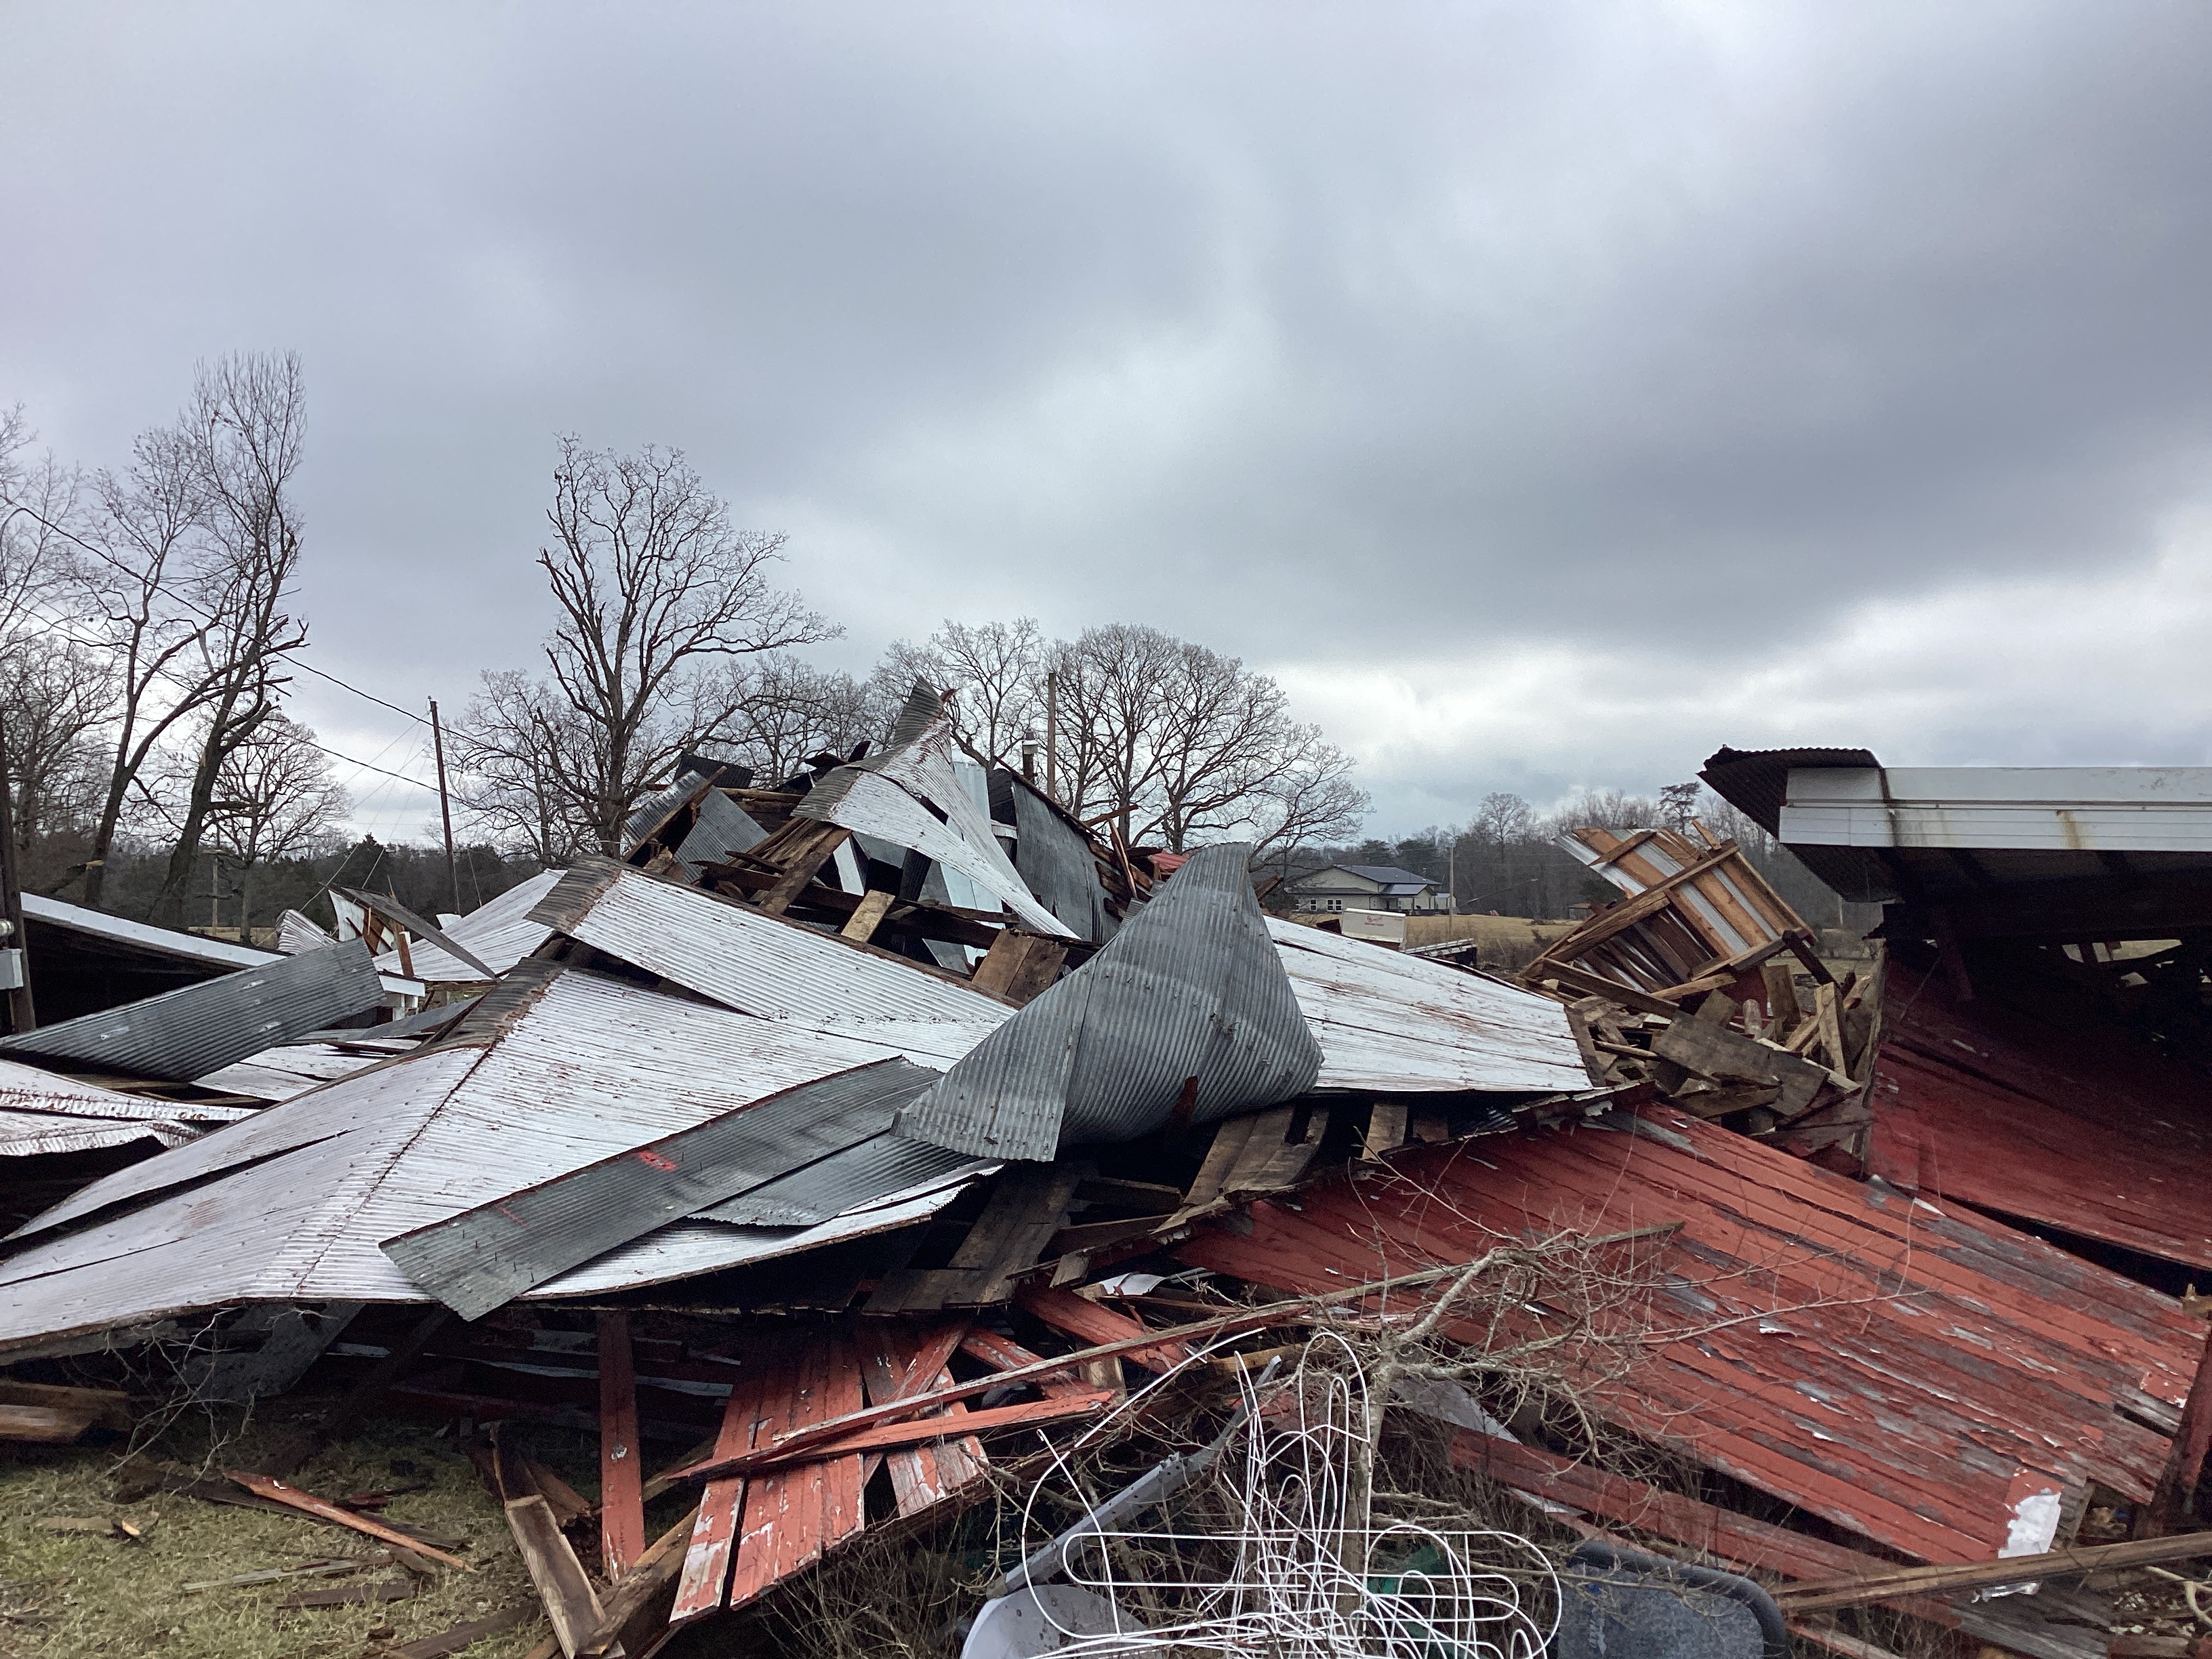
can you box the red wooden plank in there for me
[729,1389,1116,1475]
[859,1324,938,1511]
[1174,1110,2206,1569]
[958,1327,1099,1399]
[670,1362,773,1625]
[1015,1283,1197,1372]
[889,1324,987,1495]
[596,1311,646,1578]
[724,1357,802,1610]
[815,1336,866,1559]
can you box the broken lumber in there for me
[1776,1530,2212,1612]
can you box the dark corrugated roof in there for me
[1698,746,1882,836]
[0,941,386,1082]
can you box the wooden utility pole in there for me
[0,716,35,1033]
[430,699,460,914]
[1044,670,1059,805]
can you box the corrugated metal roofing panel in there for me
[7,1043,487,1242]
[805,769,1073,937]
[1269,920,1587,1093]
[20,893,274,972]
[674,787,766,878]
[0,1108,202,1156]
[373,870,561,983]
[1781,766,2212,853]
[692,1132,991,1227]
[382,1059,941,1318]
[546,862,1013,1063]
[800,711,1075,939]
[192,1042,394,1103]
[897,843,1320,1160]
[0,970,960,1347]
[0,1057,251,1126]
[1175,1108,2204,1565]
[1010,775,1115,943]
[530,1176,979,1300]
[0,941,387,1081]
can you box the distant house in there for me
[1286,864,1448,915]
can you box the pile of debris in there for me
[0,716,2205,1659]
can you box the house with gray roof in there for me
[1286,863,1448,915]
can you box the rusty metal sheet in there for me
[1174,1105,2205,1566]
[1269,919,1587,1093]
[898,842,1320,1161]
[1869,958,2212,1270]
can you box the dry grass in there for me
[0,1404,609,1659]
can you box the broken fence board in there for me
[506,1495,605,1657]
[597,1311,646,1579]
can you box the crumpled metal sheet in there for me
[0,940,386,1082]
[1009,775,1116,944]
[691,1131,991,1227]
[897,842,1322,1161]
[674,785,766,878]
[798,687,1075,939]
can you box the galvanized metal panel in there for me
[800,711,1075,938]
[550,862,1012,1062]
[691,1132,990,1227]
[0,970,967,1346]
[1269,920,1587,1093]
[381,1059,940,1318]
[532,1178,979,1298]
[1780,765,2212,853]
[373,870,561,983]
[804,769,1073,937]
[1557,830,1762,960]
[192,1041,394,1103]
[674,788,766,878]
[898,843,1322,1161]
[6,1043,488,1242]
[0,1107,202,1155]
[1010,775,1115,944]
[20,892,274,972]
[0,1057,250,1126]
[0,940,386,1081]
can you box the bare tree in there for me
[146,354,312,924]
[0,405,79,647]
[200,714,349,935]
[1,636,109,853]
[700,654,874,784]
[457,438,834,854]
[878,618,1048,766]
[1048,623,1368,853]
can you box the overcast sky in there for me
[6,2,2212,842]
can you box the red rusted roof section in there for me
[1174,1107,2204,1565]
[1869,959,2212,1269]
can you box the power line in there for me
[0,489,465,739]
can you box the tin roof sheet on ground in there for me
[0,968,979,1349]
[1868,957,2212,1269]
[1269,920,1588,1093]
[1175,1105,2203,1567]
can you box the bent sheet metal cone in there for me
[895,842,1322,1162]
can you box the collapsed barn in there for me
[0,719,2207,1659]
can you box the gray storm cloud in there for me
[5,1,2210,835]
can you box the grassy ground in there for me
[1282,911,1578,970]
[0,1398,666,1659]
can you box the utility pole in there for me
[1044,670,1059,805]
[0,714,34,1033]
[429,699,461,913]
